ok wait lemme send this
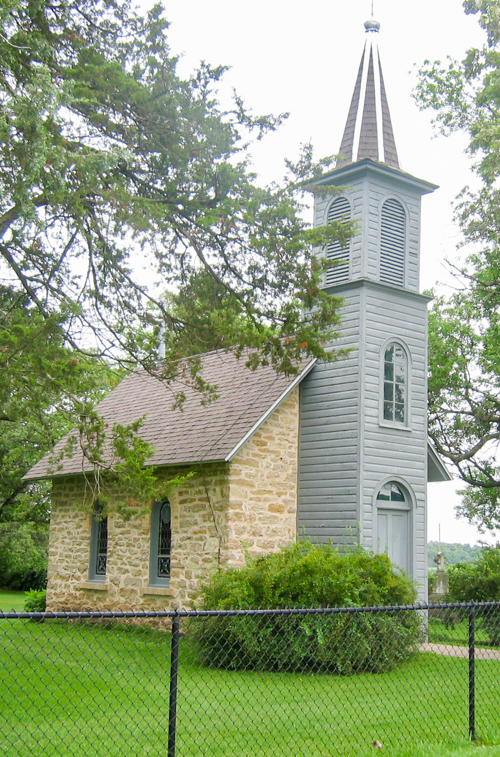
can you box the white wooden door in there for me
[377,508,410,575]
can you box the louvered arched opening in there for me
[380,199,406,287]
[325,197,351,286]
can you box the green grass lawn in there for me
[0,619,499,757]
[428,617,497,647]
[0,588,26,612]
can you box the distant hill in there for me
[428,542,483,567]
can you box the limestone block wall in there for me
[45,387,300,612]
[46,465,229,612]
[226,388,300,566]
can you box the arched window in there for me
[325,197,351,285]
[380,198,405,287]
[89,502,108,582]
[376,482,411,574]
[149,499,172,586]
[377,482,407,504]
[383,342,407,424]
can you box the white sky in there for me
[156,0,496,546]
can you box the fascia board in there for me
[428,441,453,482]
[225,358,317,462]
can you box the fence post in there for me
[168,611,180,757]
[468,604,476,742]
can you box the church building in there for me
[25,17,450,611]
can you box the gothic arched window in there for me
[383,342,408,424]
[325,197,351,285]
[89,502,108,582]
[380,198,406,287]
[149,499,172,586]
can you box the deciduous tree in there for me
[416,0,500,531]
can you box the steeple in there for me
[337,18,399,169]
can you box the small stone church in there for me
[26,17,450,611]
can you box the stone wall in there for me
[225,388,299,565]
[46,466,229,612]
[46,387,300,612]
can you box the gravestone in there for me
[430,551,449,602]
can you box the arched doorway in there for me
[376,482,411,575]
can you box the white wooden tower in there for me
[297,18,449,598]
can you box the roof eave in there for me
[427,441,453,483]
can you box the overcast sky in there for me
[157,0,496,546]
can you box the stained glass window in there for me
[89,503,107,581]
[157,501,171,579]
[149,499,171,586]
[95,514,108,576]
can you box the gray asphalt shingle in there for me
[26,350,315,480]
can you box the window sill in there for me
[141,586,174,597]
[379,420,412,432]
[78,581,109,591]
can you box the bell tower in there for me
[297,18,446,598]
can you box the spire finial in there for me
[365,1,380,32]
[364,17,380,32]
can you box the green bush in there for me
[446,544,500,645]
[0,522,48,590]
[191,542,421,674]
[447,544,500,602]
[24,589,47,613]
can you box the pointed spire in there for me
[337,19,399,169]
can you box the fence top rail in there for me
[1,601,500,621]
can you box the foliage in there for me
[191,542,421,674]
[0,522,48,590]
[24,589,46,613]
[0,0,353,511]
[415,0,500,530]
[0,285,117,521]
[447,543,500,602]
[427,541,482,566]
[445,543,500,645]
[0,0,349,378]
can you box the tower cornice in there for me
[323,277,434,303]
[307,158,438,197]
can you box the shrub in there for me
[191,542,421,674]
[447,544,500,645]
[24,589,47,613]
[0,522,48,590]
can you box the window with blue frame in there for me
[149,499,171,586]
[89,502,108,581]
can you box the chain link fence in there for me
[1,603,500,756]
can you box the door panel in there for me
[377,508,410,575]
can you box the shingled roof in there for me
[337,18,399,169]
[25,351,316,481]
